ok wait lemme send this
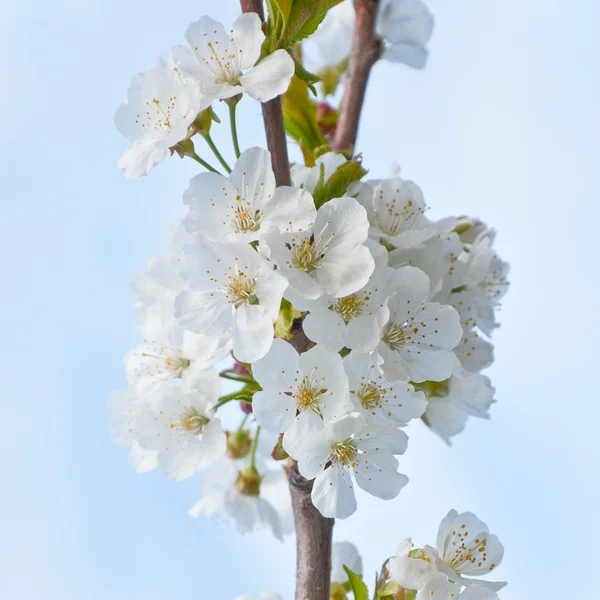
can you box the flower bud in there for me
[226,429,252,459]
[271,433,289,461]
[233,466,261,497]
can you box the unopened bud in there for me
[190,106,220,137]
[454,217,489,243]
[226,429,252,459]
[234,361,251,377]
[271,433,289,461]
[233,466,261,497]
[240,401,253,415]
[317,102,338,139]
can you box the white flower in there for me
[389,538,439,591]
[189,457,283,540]
[309,1,355,66]
[265,196,375,300]
[175,241,287,362]
[178,14,294,102]
[461,233,510,336]
[302,242,390,352]
[377,0,435,69]
[135,385,225,480]
[235,593,283,600]
[459,586,500,600]
[331,541,363,584]
[421,371,496,444]
[352,177,437,249]
[377,266,462,383]
[345,351,427,424]
[252,339,352,443]
[416,573,460,600]
[291,414,409,519]
[115,66,206,179]
[108,390,157,473]
[184,147,316,244]
[434,510,505,591]
[126,303,228,395]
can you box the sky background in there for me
[1,0,598,598]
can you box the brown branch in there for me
[332,0,381,153]
[240,0,291,186]
[287,462,335,600]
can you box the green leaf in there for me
[282,76,330,166]
[273,0,292,25]
[283,0,345,46]
[318,58,349,97]
[343,566,369,600]
[288,49,320,96]
[312,157,368,209]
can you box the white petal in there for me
[264,186,317,233]
[232,304,274,362]
[318,245,375,298]
[118,139,167,179]
[283,410,326,462]
[175,290,232,336]
[345,313,382,352]
[229,146,276,212]
[303,306,346,352]
[311,466,357,519]
[240,50,295,102]
[251,337,300,389]
[232,12,265,70]
[354,453,407,500]
[252,389,296,434]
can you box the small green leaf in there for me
[343,566,369,600]
[288,49,320,96]
[283,0,345,47]
[312,157,368,209]
[273,0,293,25]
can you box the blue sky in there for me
[1,0,598,598]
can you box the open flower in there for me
[345,351,427,425]
[135,385,225,480]
[291,414,409,519]
[377,266,462,383]
[175,242,287,362]
[252,339,352,443]
[184,147,316,244]
[115,66,206,179]
[177,14,294,102]
[265,196,374,300]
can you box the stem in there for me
[287,462,335,600]
[219,372,255,384]
[249,425,261,470]
[229,102,241,158]
[237,413,250,433]
[332,0,381,153]
[190,153,220,173]
[213,391,252,410]
[203,134,232,173]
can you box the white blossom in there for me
[415,573,460,600]
[252,339,352,443]
[175,241,287,362]
[377,266,462,383]
[291,414,409,519]
[184,147,316,245]
[345,351,427,425]
[135,385,225,480]
[176,14,294,102]
[115,66,206,179]
[389,538,439,591]
[291,152,347,194]
[189,457,283,540]
[265,196,375,300]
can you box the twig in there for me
[332,0,381,153]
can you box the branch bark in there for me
[332,0,381,153]
[287,462,335,600]
[240,0,291,186]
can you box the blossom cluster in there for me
[111,3,511,598]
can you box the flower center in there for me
[333,294,365,322]
[287,233,327,273]
[382,321,407,351]
[331,439,358,468]
[226,271,258,308]
[444,534,489,571]
[376,194,423,237]
[172,407,209,435]
[231,196,262,233]
[136,98,177,135]
[355,381,384,409]
[293,377,326,412]
[140,348,191,379]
